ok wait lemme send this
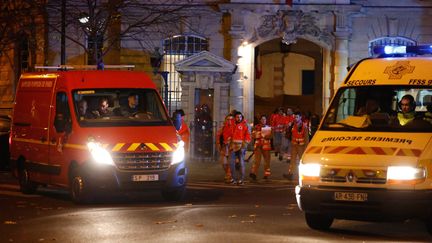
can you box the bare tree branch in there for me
[46,0,216,64]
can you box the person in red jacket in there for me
[283,111,309,180]
[249,115,272,181]
[272,107,285,159]
[230,111,251,185]
[216,115,234,183]
[174,109,190,154]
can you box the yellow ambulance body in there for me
[296,53,432,233]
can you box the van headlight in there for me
[299,163,321,180]
[387,166,425,184]
[171,141,185,165]
[87,141,114,165]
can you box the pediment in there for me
[175,51,236,73]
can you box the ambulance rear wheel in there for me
[70,169,93,204]
[305,213,333,231]
[161,186,186,202]
[18,167,38,194]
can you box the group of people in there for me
[216,107,318,185]
[269,107,319,163]
[267,107,316,180]
[77,93,143,120]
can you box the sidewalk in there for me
[188,151,289,182]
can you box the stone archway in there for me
[232,9,350,120]
[254,38,324,118]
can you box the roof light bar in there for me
[34,65,135,71]
[373,45,432,56]
[384,46,406,54]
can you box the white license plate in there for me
[132,174,159,182]
[334,192,368,202]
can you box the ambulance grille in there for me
[112,152,172,170]
[356,177,386,184]
[321,176,346,183]
[321,176,386,184]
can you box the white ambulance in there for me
[296,45,432,233]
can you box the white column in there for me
[332,10,351,95]
[229,34,245,113]
[333,31,350,93]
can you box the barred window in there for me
[162,35,208,114]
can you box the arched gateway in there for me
[218,4,358,123]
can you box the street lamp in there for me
[150,47,169,110]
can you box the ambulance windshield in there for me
[73,89,170,126]
[321,86,432,132]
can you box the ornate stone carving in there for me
[257,10,333,46]
[196,74,214,89]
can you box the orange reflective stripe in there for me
[112,143,125,152]
[323,146,349,154]
[127,143,141,151]
[306,146,322,154]
[396,148,422,157]
[323,146,397,155]
[160,143,174,151]
[145,143,160,151]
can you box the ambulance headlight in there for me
[299,163,321,178]
[171,141,185,165]
[87,141,114,165]
[387,166,425,181]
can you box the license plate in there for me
[334,192,368,202]
[132,174,159,182]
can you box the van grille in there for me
[112,152,172,171]
[320,168,387,185]
[321,176,386,184]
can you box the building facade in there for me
[1,0,432,156]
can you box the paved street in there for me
[0,153,432,242]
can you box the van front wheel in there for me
[18,167,38,194]
[70,169,93,204]
[305,213,333,231]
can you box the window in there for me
[54,92,72,133]
[322,85,432,132]
[162,35,209,114]
[72,89,170,127]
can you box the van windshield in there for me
[321,85,432,132]
[73,89,170,127]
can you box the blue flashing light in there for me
[373,45,432,56]
[384,46,406,54]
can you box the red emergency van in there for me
[9,68,187,203]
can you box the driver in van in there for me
[92,97,113,118]
[77,99,94,120]
[357,98,380,116]
[119,93,141,117]
[397,94,416,126]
